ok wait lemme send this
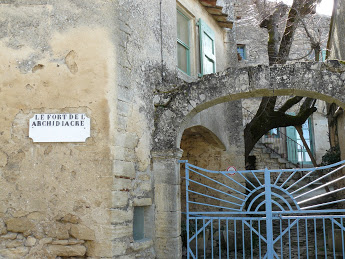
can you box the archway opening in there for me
[177,95,337,257]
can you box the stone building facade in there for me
[1,0,344,258]
[0,0,242,258]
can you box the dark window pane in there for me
[133,207,144,240]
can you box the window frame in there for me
[177,8,192,76]
[237,44,246,61]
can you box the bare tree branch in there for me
[278,96,304,113]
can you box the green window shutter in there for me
[198,19,216,76]
[286,126,298,164]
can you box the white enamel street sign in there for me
[29,114,90,142]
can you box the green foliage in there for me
[321,144,341,166]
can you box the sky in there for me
[316,0,334,15]
[271,0,334,16]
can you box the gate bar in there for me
[264,168,274,259]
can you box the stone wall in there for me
[180,126,245,213]
[0,1,118,257]
[0,0,239,258]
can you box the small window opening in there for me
[133,206,145,241]
[237,44,246,61]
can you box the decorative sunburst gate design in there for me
[180,160,345,259]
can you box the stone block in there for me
[117,255,136,259]
[117,100,132,116]
[155,184,180,212]
[152,159,180,185]
[27,212,46,221]
[70,224,95,241]
[138,174,150,181]
[117,115,128,130]
[0,232,17,240]
[155,236,181,259]
[0,218,7,235]
[137,181,152,192]
[114,146,136,161]
[0,150,8,167]
[114,146,126,160]
[85,240,113,257]
[109,208,133,224]
[113,160,136,178]
[38,237,53,245]
[112,177,132,191]
[46,244,86,257]
[0,247,29,258]
[6,217,34,234]
[44,222,70,239]
[16,234,24,240]
[25,236,36,247]
[51,239,68,245]
[59,213,81,224]
[68,238,85,245]
[133,198,152,206]
[106,224,132,239]
[115,132,139,149]
[5,239,23,248]
[112,240,128,256]
[111,191,129,208]
[130,238,153,251]
[155,211,181,238]
[118,85,133,103]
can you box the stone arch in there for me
[151,61,345,258]
[153,61,345,152]
[180,125,226,151]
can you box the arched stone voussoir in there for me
[153,61,345,151]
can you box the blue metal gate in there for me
[181,160,345,259]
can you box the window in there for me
[176,9,215,77]
[133,206,145,240]
[286,118,314,164]
[177,9,191,75]
[321,49,327,61]
[296,119,313,163]
[237,44,246,61]
[199,18,216,76]
[266,128,280,138]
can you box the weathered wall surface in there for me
[233,0,268,65]
[0,1,118,257]
[0,0,237,258]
